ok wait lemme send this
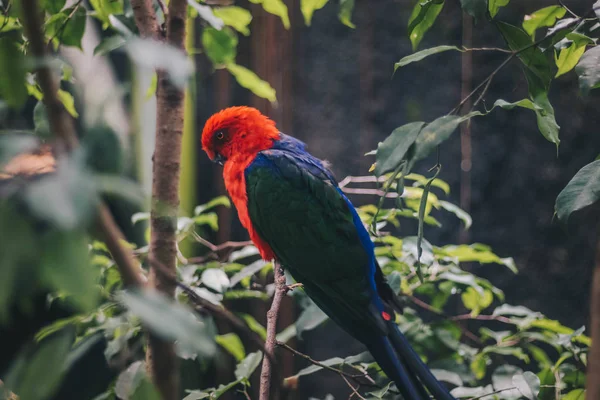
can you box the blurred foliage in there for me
[0,0,598,399]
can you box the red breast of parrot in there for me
[201,106,455,400]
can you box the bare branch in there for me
[189,233,254,263]
[276,341,368,380]
[259,261,286,400]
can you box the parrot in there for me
[201,106,455,400]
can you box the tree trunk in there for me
[129,0,189,398]
[586,234,600,400]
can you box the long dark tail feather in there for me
[387,322,456,400]
[366,337,428,400]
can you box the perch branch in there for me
[19,0,145,289]
[259,261,286,400]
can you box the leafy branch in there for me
[19,0,144,289]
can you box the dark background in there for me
[193,0,599,397]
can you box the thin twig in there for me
[259,261,286,400]
[276,341,367,380]
[340,374,367,400]
[450,313,513,324]
[157,0,167,19]
[451,53,514,115]
[468,386,518,400]
[451,13,586,115]
[188,234,253,263]
[462,46,512,53]
[405,295,483,345]
[341,187,399,198]
[338,175,388,188]
[46,0,84,48]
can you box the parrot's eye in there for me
[216,131,224,140]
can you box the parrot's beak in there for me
[212,153,225,166]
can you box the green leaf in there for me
[292,356,345,378]
[46,7,87,48]
[416,168,440,281]
[408,0,444,51]
[0,206,35,323]
[295,303,329,339]
[301,0,327,25]
[439,200,472,229]
[183,391,210,400]
[238,313,267,340]
[555,160,600,223]
[440,244,517,272]
[575,46,600,95]
[229,260,267,287]
[131,378,161,400]
[42,0,66,14]
[469,353,489,380]
[523,6,566,38]
[431,369,463,387]
[395,45,462,71]
[412,115,464,163]
[495,94,560,148]
[41,231,99,312]
[119,289,216,357]
[57,89,78,117]
[367,382,394,399]
[248,0,290,28]
[488,0,509,18]
[531,90,560,147]
[460,0,487,20]
[201,268,230,293]
[493,304,539,317]
[115,361,146,400]
[195,195,231,214]
[512,372,540,400]
[555,41,586,78]
[89,0,123,27]
[461,287,493,316]
[213,6,252,35]
[0,36,27,109]
[491,365,524,397]
[494,98,542,111]
[374,121,424,176]
[3,328,74,400]
[234,351,263,381]
[93,35,127,56]
[338,0,355,28]
[0,16,21,33]
[227,63,277,102]
[216,333,246,361]
[563,389,585,400]
[202,27,237,66]
[33,101,52,138]
[497,21,555,90]
[187,0,225,30]
[25,157,98,229]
